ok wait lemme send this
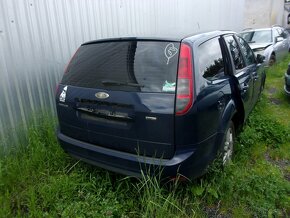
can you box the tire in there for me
[221,121,235,165]
[269,54,276,66]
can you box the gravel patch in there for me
[204,201,232,218]
[269,97,282,105]
[265,152,290,181]
[268,87,277,94]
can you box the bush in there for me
[238,105,289,149]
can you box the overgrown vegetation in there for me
[0,57,289,217]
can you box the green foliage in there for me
[239,111,289,149]
[0,114,198,217]
[133,173,195,218]
[1,57,290,217]
[248,112,288,148]
[237,94,290,150]
[220,163,289,216]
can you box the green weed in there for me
[239,108,289,149]
[1,56,290,217]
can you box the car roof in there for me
[183,30,235,43]
[82,30,236,45]
[241,27,273,33]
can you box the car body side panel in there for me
[273,40,285,60]
[217,99,236,133]
[175,37,233,148]
[252,63,265,103]
[285,73,290,95]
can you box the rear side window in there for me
[224,35,245,71]
[198,37,225,81]
[62,41,180,93]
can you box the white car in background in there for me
[240,25,290,65]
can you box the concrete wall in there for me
[244,0,284,29]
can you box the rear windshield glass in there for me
[61,41,180,93]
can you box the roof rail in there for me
[242,28,253,31]
[272,24,283,28]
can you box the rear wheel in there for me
[269,54,276,66]
[222,121,235,165]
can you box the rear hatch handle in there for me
[76,107,133,121]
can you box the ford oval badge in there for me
[95,92,109,99]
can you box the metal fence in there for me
[0,0,245,144]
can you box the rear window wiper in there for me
[101,80,144,87]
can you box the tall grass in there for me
[1,57,290,217]
[0,114,199,217]
[1,101,289,217]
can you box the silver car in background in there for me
[240,25,290,65]
[285,64,290,96]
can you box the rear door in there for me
[57,40,180,159]
[194,37,232,139]
[223,35,254,119]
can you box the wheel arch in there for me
[214,99,244,154]
[218,99,244,135]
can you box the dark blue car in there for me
[56,31,266,179]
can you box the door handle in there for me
[217,100,225,110]
[240,83,249,94]
[242,84,249,89]
[253,72,259,81]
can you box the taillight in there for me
[64,47,80,74]
[56,47,79,96]
[175,43,194,115]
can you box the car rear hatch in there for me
[56,39,180,159]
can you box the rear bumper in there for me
[57,129,219,179]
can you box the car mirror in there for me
[275,36,284,43]
[256,54,265,64]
